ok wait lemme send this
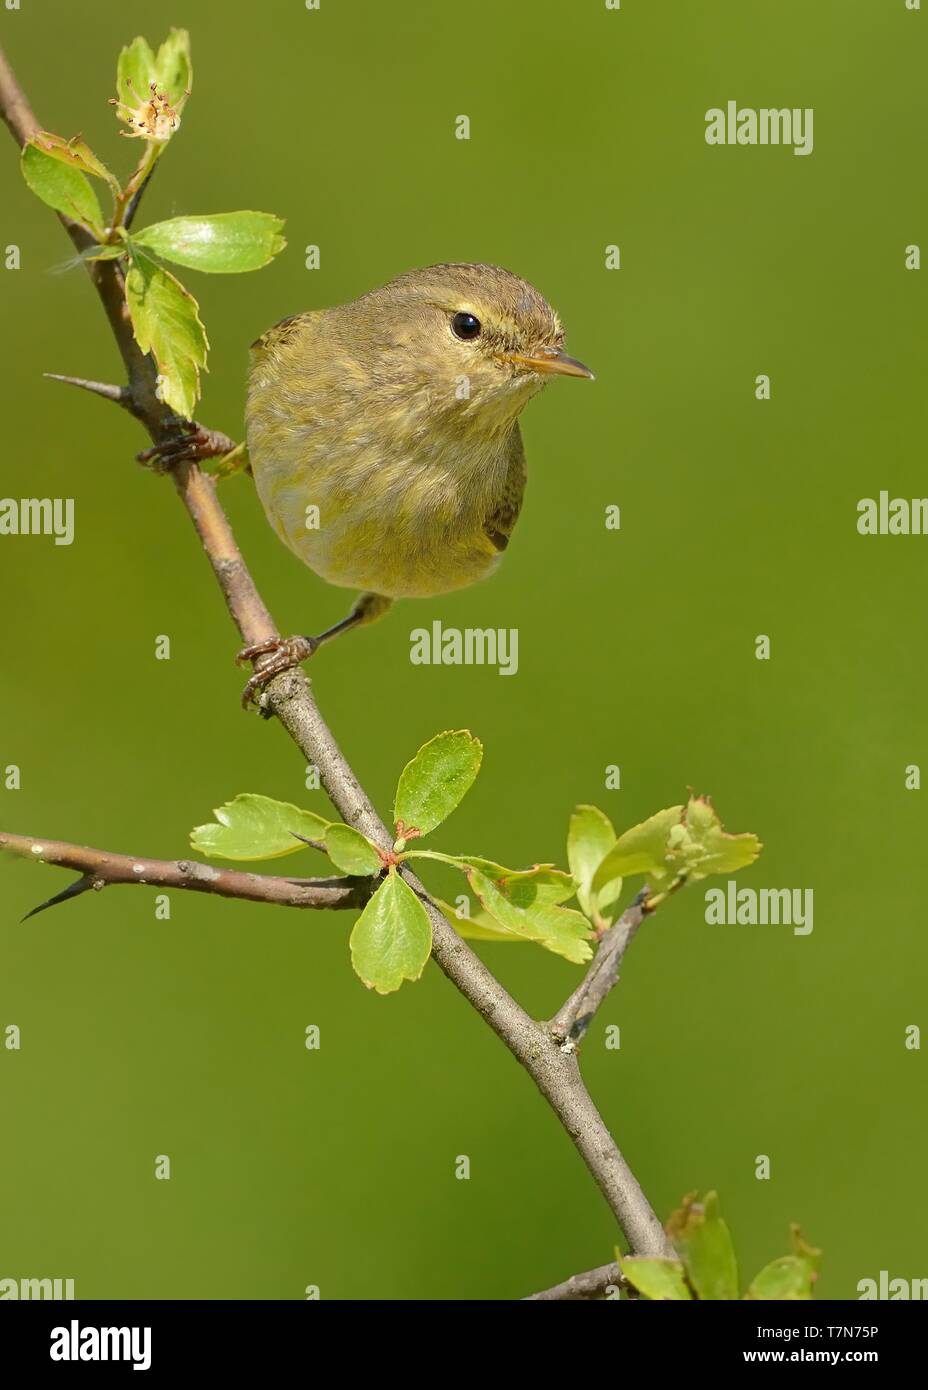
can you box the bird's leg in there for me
[237,592,393,708]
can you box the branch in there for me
[0,831,372,916]
[0,42,672,1262]
[548,888,652,1048]
[524,1261,625,1301]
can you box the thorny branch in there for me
[0,41,674,1285]
[0,832,372,918]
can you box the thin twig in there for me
[0,831,373,914]
[548,888,652,1048]
[523,1261,625,1301]
[123,162,156,231]
[0,41,672,1261]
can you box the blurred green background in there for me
[1,0,925,1300]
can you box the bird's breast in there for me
[248,413,515,599]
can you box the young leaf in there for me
[591,798,762,897]
[456,859,575,906]
[117,36,158,108]
[568,804,621,920]
[153,28,193,103]
[350,869,432,994]
[434,898,528,944]
[393,730,482,837]
[668,796,762,884]
[125,248,208,419]
[30,132,119,192]
[748,1223,821,1299]
[21,141,104,233]
[666,1191,739,1301]
[591,805,685,895]
[117,29,191,108]
[201,441,249,481]
[190,793,329,861]
[746,1256,815,1301]
[467,866,592,964]
[619,1257,693,1301]
[324,824,382,876]
[133,213,286,274]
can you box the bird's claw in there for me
[236,635,319,708]
[137,420,238,470]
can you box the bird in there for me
[238,262,592,704]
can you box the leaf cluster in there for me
[20,30,285,418]
[619,1191,821,1300]
[191,731,761,995]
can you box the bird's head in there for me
[343,263,593,435]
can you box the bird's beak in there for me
[501,347,594,380]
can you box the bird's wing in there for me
[250,310,320,357]
[484,425,527,552]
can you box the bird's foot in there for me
[137,419,241,473]
[236,635,319,708]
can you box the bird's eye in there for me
[451,311,481,341]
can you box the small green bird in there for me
[239,262,592,703]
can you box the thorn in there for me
[290,831,327,852]
[44,373,133,410]
[21,875,93,922]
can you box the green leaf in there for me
[125,248,208,419]
[133,213,286,274]
[153,28,193,103]
[666,1191,739,1301]
[116,36,158,108]
[667,796,762,885]
[455,858,575,906]
[748,1223,821,1299]
[434,897,528,943]
[591,798,762,897]
[467,866,592,964]
[21,141,104,233]
[30,131,119,192]
[568,804,622,921]
[746,1256,815,1301]
[393,730,482,837]
[190,793,329,861]
[324,824,382,876]
[591,805,684,894]
[350,869,432,994]
[619,1257,693,1301]
[201,441,249,481]
[407,853,577,913]
[117,29,191,108]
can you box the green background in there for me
[1,0,925,1300]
